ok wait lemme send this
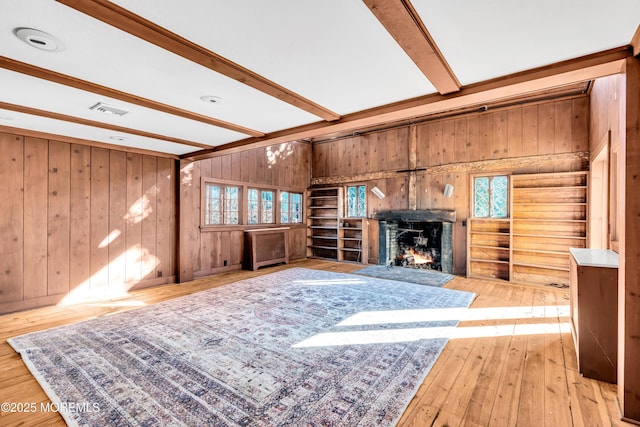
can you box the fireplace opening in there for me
[376,210,455,274]
[393,221,442,270]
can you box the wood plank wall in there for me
[179,141,311,282]
[312,96,590,275]
[0,132,176,314]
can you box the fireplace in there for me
[376,210,455,274]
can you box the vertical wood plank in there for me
[495,109,509,158]
[0,134,24,303]
[537,102,556,155]
[155,157,174,279]
[231,152,242,182]
[452,119,467,163]
[572,97,590,152]
[522,105,539,156]
[507,108,524,157]
[47,140,71,296]
[554,100,573,154]
[23,137,48,300]
[429,122,443,167]
[468,115,481,161]
[141,155,158,280]
[90,148,110,290]
[125,153,143,284]
[108,151,127,287]
[69,144,91,293]
[177,159,195,282]
[210,156,222,180]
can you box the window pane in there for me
[248,189,258,224]
[490,176,508,218]
[224,186,239,224]
[358,185,366,217]
[347,186,357,217]
[291,193,302,223]
[205,184,221,225]
[474,177,490,217]
[280,192,289,223]
[261,190,274,223]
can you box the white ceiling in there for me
[0,0,638,156]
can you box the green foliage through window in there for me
[474,176,508,218]
[281,192,302,223]
[347,185,366,218]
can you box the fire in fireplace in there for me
[376,210,455,274]
[394,222,442,270]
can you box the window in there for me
[204,183,240,225]
[281,191,302,223]
[473,175,508,218]
[346,185,366,218]
[248,189,274,224]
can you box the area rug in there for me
[353,265,455,288]
[9,267,474,427]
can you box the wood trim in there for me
[0,125,178,159]
[0,101,210,150]
[56,0,340,122]
[363,0,460,94]
[310,152,589,185]
[632,25,640,57]
[184,47,630,160]
[0,56,264,137]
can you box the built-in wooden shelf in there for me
[306,187,367,264]
[467,171,588,285]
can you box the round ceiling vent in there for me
[14,28,64,52]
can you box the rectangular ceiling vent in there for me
[89,102,131,117]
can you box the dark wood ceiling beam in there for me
[183,46,631,160]
[0,56,264,137]
[56,0,341,122]
[0,101,211,150]
[363,0,460,94]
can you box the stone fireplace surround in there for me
[375,209,455,274]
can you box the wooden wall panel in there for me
[0,134,24,303]
[47,140,71,296]
[23,137,48,300]
[310,96,590,276]
[179,141,311,280]
[69,145,91,293]
[0,131,177,314]
[90,148,110,289]
[108,151,128,287]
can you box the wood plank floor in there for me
[0,259,631,426]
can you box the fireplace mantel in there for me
[374,209,456,223]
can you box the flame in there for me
[409,248,433,265]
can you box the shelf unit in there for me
[509,171,588,286]
[306,187,368,264]
[307,187,341,260]
[340,218,368,263]
[467,218,511,281]
[467,171,588,286]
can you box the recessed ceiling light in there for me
[109,136,128,142]
[200,95,224,105]
[14,27,64,52]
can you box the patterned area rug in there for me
[9,268,474,426]
[353,265,455,287]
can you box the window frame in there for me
[280,191,303,224]
[471,173,510,219]
[247,188,275,225]
[200,178,304,229]
[345,184,367,218]
[202,181,242,226]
